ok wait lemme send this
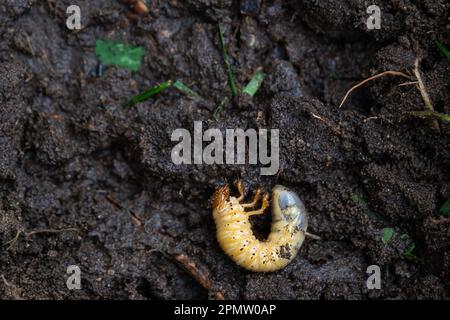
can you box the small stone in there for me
[133,1,149,15]
[47,250,58,258]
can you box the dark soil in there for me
[1,0,450,300]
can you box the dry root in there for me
[338,71,413,109]
[4,228,79,250]
[310,112,343,136]
[174,254,225,300]
[338,57,440,130]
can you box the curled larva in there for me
[212,181,308,272]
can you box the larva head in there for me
[212,184,230,210]
[272,185,308,232]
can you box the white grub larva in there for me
[212,180,309,272]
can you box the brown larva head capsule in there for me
[272,185,308,232]
[212,184,230,211]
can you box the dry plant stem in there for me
[1,275,23,300]
[5,228,79,250]
[310,112,343,136]
[174,254,225,300]
[25,228,79,237]
[175,254,211,290]
[398,81,419,87]
[430,217,450,225]
[413,59,434,111]
[413,58,440,130]
[106,194,143,226]
[4,230,22,250]
[305,232,321,240]
[338,71,413,109]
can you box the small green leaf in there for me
[95,39,145,72]
[381,228,394,244]
[399,234,417,259]
[436,41,450,61]
[243,70,265,97]
[440,198,450,216]
[350,192,368,208]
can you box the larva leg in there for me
[242,188,261,208]
[235,179,245,201]
[245,194,269,216]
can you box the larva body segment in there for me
[212,182,308,272]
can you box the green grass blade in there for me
[95,39,145,72]
[436,41,450,61]
[213,97,229,121]
[242,70,265,97]
[440,198,450,216]
[125,80,173,107]
[403,243,416,259]
[173,80,205,101]
[409,111,450,124]
[219,25,238,97]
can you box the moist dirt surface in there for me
[1,0,450,300]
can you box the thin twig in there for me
[1,275,23,300]
[363,116,380,123]
[4,230,22,250]
[174,254,225,300]
[305,232,321,240]
[430,217,450,225]
[398,81,419,87]
[105,194,143,226]
[3,228,78,250]
[310,112,343,136]
[25,228,79,237]
[338,71,413,109]
[413,58,439,130]
[413,59,434,112]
